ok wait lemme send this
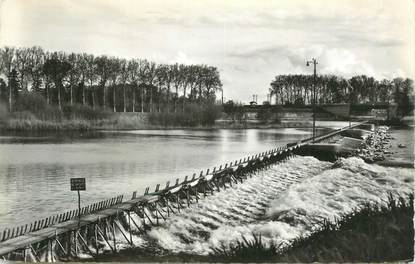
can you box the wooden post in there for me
[176,195,181,213]
[96,224,115,253]
[74,230,78,257]
[94,224,99,255]
[193,187,199,203]
[112,220,116,252]
[166,199,170,217]
[155,203,159,225]
[128,212,133,244]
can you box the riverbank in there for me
[355,126,414,168]
[0,114,318,131]
[0,114,390,131]
[1,101,412,131]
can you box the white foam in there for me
[73,155,412,258]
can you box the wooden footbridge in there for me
[0,122,368,262]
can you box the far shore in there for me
[0,121,347,132]
[0,113,413,132]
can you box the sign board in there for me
[70,178,86,191]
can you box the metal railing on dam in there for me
[0,121,368,261]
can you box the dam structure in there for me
[0,122,369,262]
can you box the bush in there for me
[0,103,9,123]
[15,92,47,113]
[11,111,37,120]
[62,104,112,121]
[148,102,221,127]
[14,93,63,121]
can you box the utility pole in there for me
[306,58,318,142]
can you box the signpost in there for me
[70,178,86,226]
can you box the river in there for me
[0,124,412,261]
[0,127,329,228]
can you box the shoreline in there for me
[1,121,412,132]
[368,127,414,168]
[0,121,319,131]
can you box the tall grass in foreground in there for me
[211,193,414,263]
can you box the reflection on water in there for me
[0,128,324,227]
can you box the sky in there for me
[0,0,414,103]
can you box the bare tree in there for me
[83,54,97,108]
[15,48,32,92]
[143,61,157,112]
[108,57,121,112]
[27,47,45,94]
[171,63,183,113]
[127,59,141,112]
[95,55,111,109]
[0,47,16,111]
[66,53,81,105]
[118,59,129,112]
[43,53,71,110]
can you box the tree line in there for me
[0,46,223,113]
[269,74,413,115]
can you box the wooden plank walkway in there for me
[0,194,161,255]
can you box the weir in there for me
[0,122,368,262]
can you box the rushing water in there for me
[0,127,328,228]
[97,155,413,259]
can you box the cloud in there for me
[318,49,376,78]
[170,51,193,65]
[0,0,413,103]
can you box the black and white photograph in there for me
[0,0,413,262]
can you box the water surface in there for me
[0,127,322,227]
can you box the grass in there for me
[210,193,414,263]
[4,117,95,130]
